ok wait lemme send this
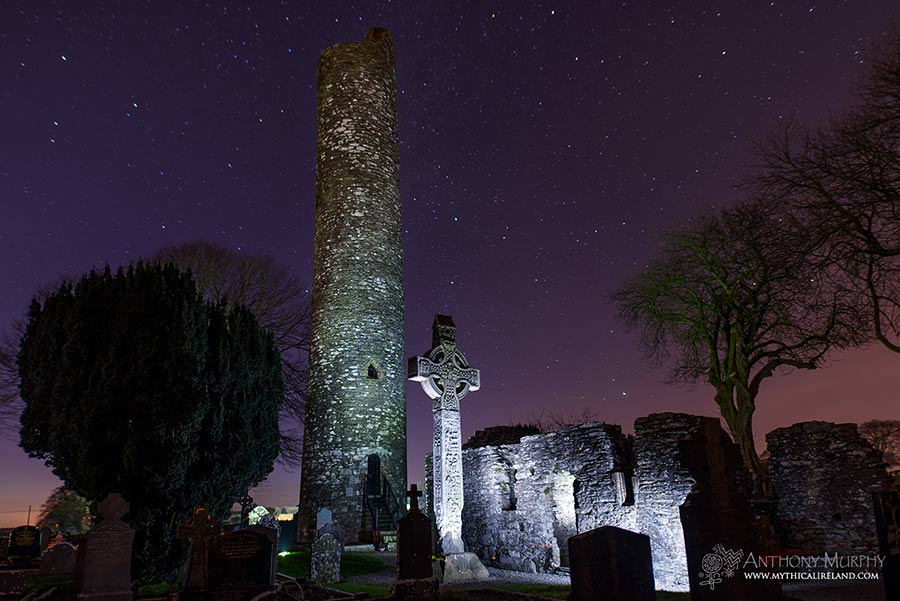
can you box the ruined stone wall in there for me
[448,414,703,592]
[299,29,406,542]
[633,413,705,592]
[456,423,635,573]
[766,421,891,554]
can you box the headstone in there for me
[873,491,900,601]
[39,542,77,575]
[76,493,134,601]
[207,526,277,601]
[315,508,333,531]
[248,506,270,526]
[177,506,221,591]
[309,533,341,586]
[392,485,439,601]
[678,419,781,601]
[568,526,654,601]
[8,525,41,568]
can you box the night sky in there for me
[2,1,899,527]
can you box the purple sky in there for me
[2,1,899,527]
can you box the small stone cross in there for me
[407,484,423,511]
[177,507,220,542]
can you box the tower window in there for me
[367,361,380,380]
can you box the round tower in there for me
[298,29,407,542]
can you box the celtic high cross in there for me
[408,314,480,554]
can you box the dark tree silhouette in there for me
[613,198,862,495]
[753,32,900,352]
[151,242,309,466]
[18,262,283,582]
[859,419,900,465]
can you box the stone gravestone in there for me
[177,507,221,592]
[316,508,332,531]
[8,525,41,568]
[39,541,77,575]
[309,533,341,587]
[678,419,781,601]
[392,485,439,601]
[409,314,489,582]
[873,491,900,601]
[207,526,277,601]
[568,526,655,601]
[76,493,134,601]
[207,526,278,601]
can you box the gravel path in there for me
[345,552,886,601]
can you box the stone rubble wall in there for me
[430,414,891,594]
[766,421,891,554]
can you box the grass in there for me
[331,581,391,597]
[276,548,391,582]
[20,574,73,601]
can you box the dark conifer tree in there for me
[18,262,283,582]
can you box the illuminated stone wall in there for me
[440,414,714,592]
[457,423,635,573]
[298,29,406,542]
[766,421,890,554]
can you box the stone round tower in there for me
[298,29,407,542]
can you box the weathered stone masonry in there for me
[299,29,406,542]
[437,414,890,593]
[766,421,891,554]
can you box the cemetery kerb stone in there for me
[206,525,277,601]
[873,490,900,601]
[39,541,77,575]
[568,526,655,601]
[76,493,134,601]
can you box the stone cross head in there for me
[408,314,480,412]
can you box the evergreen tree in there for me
[18,262,283,582]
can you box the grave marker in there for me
[39,542,77,575]
[8,525,41,568]
[392,485,439,601]
[206,526,277,601]
[309,533,341,586]
[568,526,655,601]
[76,493,134,601]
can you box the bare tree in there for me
[859,419,900,465]
[522,406,603,433]
[752,32,900,352]
[152,242,310,466]
[613,198,863,495]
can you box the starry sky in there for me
[2,1,899,527]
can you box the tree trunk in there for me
[715,387,772,497]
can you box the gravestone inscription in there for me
[207,526,276,601]
[76,493,134,601]
[569,526,655,601]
